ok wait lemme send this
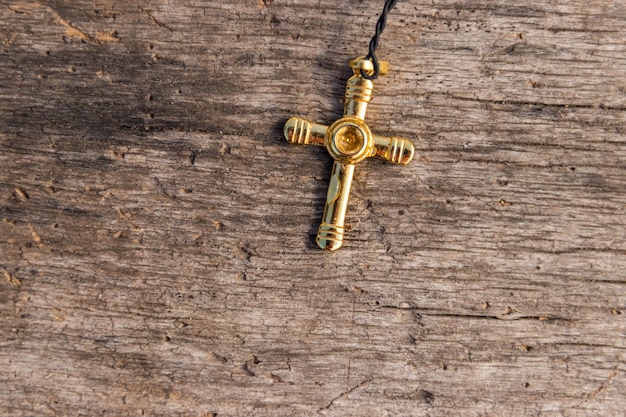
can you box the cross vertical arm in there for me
[316,162,355,250]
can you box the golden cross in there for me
[284,57,415,250]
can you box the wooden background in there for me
[1,0,625,415]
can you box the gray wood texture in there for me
[1,0,625,415]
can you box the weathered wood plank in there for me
[1,0,625,416]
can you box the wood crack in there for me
[377,306,573,322]
[317,379,372,414]
[445,93,626,112]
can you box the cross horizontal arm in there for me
[284,117,326,147]
[372,134,415,165]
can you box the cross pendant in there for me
[284,57,415,251]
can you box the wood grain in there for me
[1,0,625,415]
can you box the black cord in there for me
[362,0,399,80]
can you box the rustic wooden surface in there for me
[1,0,625,415]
